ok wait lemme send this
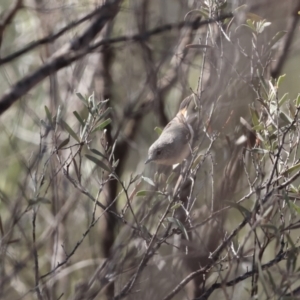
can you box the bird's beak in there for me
[144,157,152,164]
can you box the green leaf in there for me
[44,106,53,126]
[76,92,88,106]
[90,148,106,159]
[267,31,286,50]
[131,174,142,183]
[260,224,278,234]
[136,190,150,197]
[278,93,289,107]
[249,107,259,127]
[61,120,80,143]
[28,198,51,206]
[98,107,112,122]
[154,127,163,136]
[277,74,286,87]
[142,176,155,186]
[171,202,182,210]
[73,111,85,127]
[92,118,112,133]
[192,153,203,168]
[227,201,251,217]
[250,148,269,154]
[112,159,119,169]
[296,94,300,107]
[57,136,70,150]
[185,44,212,49]
[279,111,293,125]
[245,12,264,21]
[166,172,176,184]
[246,19,256,32]
[88,92,95,107]
[281,163,300,176]
[167,217,189,240]
[85,155,111,172]
[289,201,300,216]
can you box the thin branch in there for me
[0,13,233,116]
[0,3,109,64]
[0,0,23,51]
[32,208,42,300]
[198,245,300,300]
[270,0,300,78]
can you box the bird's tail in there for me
[177,94,196,119]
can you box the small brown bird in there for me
[145,96,195,165]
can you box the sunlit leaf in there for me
[249,107,259,127]
[245,12,264,21]
[136,190,150,197]
[154,127,163,136]
[246,19,256,32]
[112,159,119,169]
[171,202,182,210]
[166,172,176,184]
[296,94,300,107]
[281,163,300,176]
[267,31,286,50]
[278,93,289,107]
[277,74,286,87]
[142,176,155,186]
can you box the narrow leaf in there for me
[98,107,112,122]
[44,106,53,125]
[61,120,80,143]
[279,111,293,125]
[250,148,269,154]
[57,136,70,150]
[281,163,300,176]
[171,202,182,210]
[136,190,149,197]
[289,201,300,216]
[76,92,88,106]
[92,118,112,133]
[277,74,286,87]
[85,155,111,172]
[278,93,289,107]
[154,127,163,136]
[296,94,300,107]
[185,44,211,49]
[73,111,85,127]
[167,217,189,240]
[142,176,155,186]
[90,148,106,159]
[267,31,286,50]
[227,201,251,217]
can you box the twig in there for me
[0,0,23,51]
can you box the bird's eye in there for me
[156,149,162,156]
